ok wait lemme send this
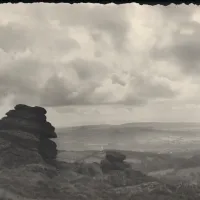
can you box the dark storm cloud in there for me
[120,74,177,106]
[120,96,146,106]
[0,57,43,105]
[64,4,130,52]
[40,75,98,107]
[52,37,80,54]
[0,18,80,54]
[111,74,126,86]
[160,4,194,21]
[39,58,109,107]
[152,23,200,75]
[39,74,76,107]
[29,4,131,53]
[0,22,31,52]
[151,6,200,75]
[68,58,108,81]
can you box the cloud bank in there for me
[0,3,200,125]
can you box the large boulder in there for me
[0,116,57,139]
[6,109,47,122]
[105,151,126,162]
[14,104,47,115]
[100,151,129,173]
[100,158,130,173]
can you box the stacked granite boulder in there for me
[0,104,57,167]
[100,150,131,173]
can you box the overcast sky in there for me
[0,3,200,127]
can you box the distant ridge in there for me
[56,122,200,132]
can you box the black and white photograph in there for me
[0,3,200,200]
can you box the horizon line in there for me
[55,121,200,129]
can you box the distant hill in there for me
[55,122,200,153]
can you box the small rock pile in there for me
[100,150,131,173]
[0,104,57,167]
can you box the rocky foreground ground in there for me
[0,104,199,200]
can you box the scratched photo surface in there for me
[0,3,200,200]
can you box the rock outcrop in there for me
[100,150,131,172]
[0,104,57,167]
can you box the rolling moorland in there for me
[1,105,200,200]
[56,122,200,196]
[56,122,200,153]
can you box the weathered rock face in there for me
[0,104,57,167]
[39,138,57,161]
